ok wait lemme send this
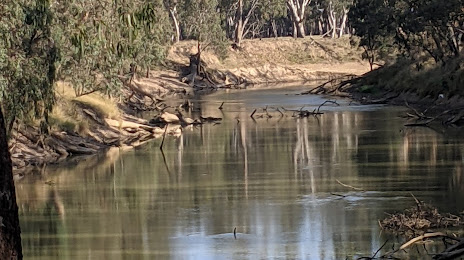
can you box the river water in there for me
[17,86,464,259]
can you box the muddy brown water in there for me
[17,86,464,259]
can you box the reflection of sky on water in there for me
[206,87,388,112]
[17,86,464,259]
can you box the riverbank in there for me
[10,36,370,173]
[170,36,370,83]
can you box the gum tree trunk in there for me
[286,0,311,38]
[0,106,23,259]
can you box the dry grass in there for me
[167,37,369,83]
[168,36,364,69]
[50,82,120,134]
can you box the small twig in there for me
[372,239,389,258]
[218,102,224,110]
[233,227,237,240]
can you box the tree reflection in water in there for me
[16,89,464,259]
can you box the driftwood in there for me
[404,100,464,127]
[300,75,360,95]
[285,100,339,118]
[249,106,285,119]
[379,196,464,236]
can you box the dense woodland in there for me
[0,0,463,133]
[0,1,463,258]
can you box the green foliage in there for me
[180,0,229,58]
[0,0,172,135]
[0,0,57,133]
[350,0,464,67]
[53,0,171,96]
[349,0,397,69]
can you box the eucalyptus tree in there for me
[286,0,312,38]
[0,1,53,257]
[260,0,287,37]
[0,106,22,259]
[220,0,286,43]
[350,0,463,68]
[164,0,181,43]
[232,0,260,47]
[53,0,171,96]
[179,0,228,57]
[393,0,463,64]
[307,0,352,37]
[0,0,57,134]
[349,0,396,70]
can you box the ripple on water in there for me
[298,191,409,208]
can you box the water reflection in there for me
[17,87,464,259]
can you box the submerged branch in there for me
[335,179,364,191]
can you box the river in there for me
[16,86,464,259]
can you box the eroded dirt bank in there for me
[11,37,370,173]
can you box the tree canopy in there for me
[1,0,463,133]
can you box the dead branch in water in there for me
[300,75,357,95]
[434,238,464,260]
[404,109,452,127]
[379,232,459,259]
[400,232,448,251]
[250,109,257,118]
[357,239,389,260]
[301,78,339,95]
[218,102,224,110]
[335,179,364,191]
[330,192,346,198]
[316,100,339,113]
[160,124,168,150]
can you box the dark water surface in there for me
[17,86,464,259]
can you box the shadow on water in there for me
[16,86,464,259]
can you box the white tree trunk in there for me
[328,1,336,38]
[235,0,259,47]
[169,6,180,43]
[339,7,348,38]
[286,0,311,38]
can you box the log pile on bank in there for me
[379,197,464,238]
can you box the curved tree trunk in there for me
[169,6,180,43]
[0,106,23,259]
